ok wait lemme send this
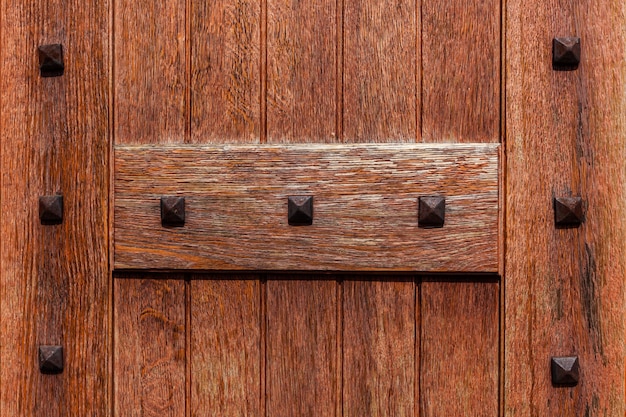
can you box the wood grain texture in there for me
[114,278,186,417]
[266,279,337,417]
[505,0,626,416]
[420,281,499,417]
[115,0,186,144]
[421,0,500,143]
[114,143,499,271]
[191,0,260,143]
[0,0,109,415]
[343,0,417,142]
[343,279,416,417]
[190,278,260,417]
[266,0,336,142]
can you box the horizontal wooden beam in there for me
[114,143,499,272]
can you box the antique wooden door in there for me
[1,0,624,416]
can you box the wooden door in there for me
[0,1,624,417]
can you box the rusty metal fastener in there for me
[553,37,580,70]
[551,356,579,386]
[39,345,64,374]
[39,195,63,225]
[161,196,185,227]
[418,196,445,228]
[38,44,64,77]
[554,196,584,227]
[288,196,313,226]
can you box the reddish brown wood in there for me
[343,279,416,417]
[421,0,500,143]
[0,0,109,415]
[266,279,337,417]
[343,0,417,142]
[191,0,260,143]
[115,0,186,144]
[114,144,499,271]
[420,281,499,417]
[266,0,337,142]
[505,0,626,415]
[190,278,260,417]
[114,278,186,417]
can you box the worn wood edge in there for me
[114,142,500,152]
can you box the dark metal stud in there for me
[38,44,64,77]
[39,195,63,225]
[551,356,579,386]
[418,196,445,228]
[553,37,581,70]
[39,345,64,374]
[288,196,313,226]
[554,197,583,227]
[161,196,185,227]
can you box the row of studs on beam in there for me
[39,195,584,228]
[551,33,582,389]
[36,37,580,78]
[36,36,579,79]
[36,44,65,376]
[34,342,580,381]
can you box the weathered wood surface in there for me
[266,278,338,417]
[114,278,186,417]
[115,0,186,144]
[114,143,499,271]
[191,0,260,143]
[343,0,417,142]
[267,0,337,143]
[0,0,110,415]
[505,0,626,416]
[191,278,260,417]
[421,0,500,143]
[343,279,416,417]
[421,281,499,417]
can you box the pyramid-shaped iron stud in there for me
[288,196,313,226]
[418,196,445,228]
[161,196,185,227]
[39,345,64,374]
[553,37,581,70]
[551,356,580,386]
[38,44,64,77]
[554,197,584,228]
[39,195,63,225]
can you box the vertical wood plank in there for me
[266,278,337,417]
[0,0,110,415]
[421,0,500,143]
[505,0,626,415]
[190,278,260,417]
[266,0,337,142]
[191,0,260,143]
[343,0,417,142]
[420,281,499,417]
[114,278,186,417]
[343,279,416,417]
[115,0,186,144]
